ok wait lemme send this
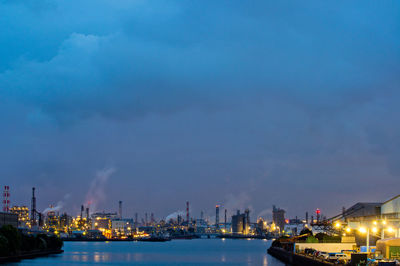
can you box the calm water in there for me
[11,239,284,265]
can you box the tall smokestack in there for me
[305,212,308,224]
[216,205,220,228]
[201,211,204,220]
[81,205,84,219]
[186,201,190,223]
[245,209,250,234]
[224,209,227,229]
[31,187,36,226]
[3,186,10,213]
[119,201,122,219]
[86,207,89,220]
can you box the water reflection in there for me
[263,255,268,266]
[14,239,284,266]
[221,254,226,262]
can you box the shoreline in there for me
[267,246,335,266]
[0,249,64,264]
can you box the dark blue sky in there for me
[0,0,399,221]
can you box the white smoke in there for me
[165,210,185,222]
[85,167,116,212]
[222,192,253,217]
[43,194,71,214]
[257,208,273,220]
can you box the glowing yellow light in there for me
[372,227,378,233]
[358,227,367,234]
[373,221,377,225]
[382,220,387,225]
[387,227,394,233]
[335,222,341,228]
[346,227,351,233]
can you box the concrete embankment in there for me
[0,249,63,264]
[268,246,335,266]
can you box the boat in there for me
[137,236,171,242]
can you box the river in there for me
[12,239,284,265]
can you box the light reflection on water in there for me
[12,239,284,265]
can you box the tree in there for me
[0,225,22,255]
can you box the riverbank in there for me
[268,246,335,266]
[0,225,64,264]
[0,249,63,263]
[13,239,280,265]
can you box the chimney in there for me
[186,201,190,223]
[118,201,122,219]
[31,187,36,226]
[81,205,84,219]
[224,209,227,229]
[215,205,220,228]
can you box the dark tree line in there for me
[0,225,63,257]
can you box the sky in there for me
[0,0,399,222]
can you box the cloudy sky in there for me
[1,0,399,221]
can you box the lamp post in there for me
[381,220,387,239]
[359,227,369,252]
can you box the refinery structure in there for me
[5,183,400,262]
[2,186,275,241]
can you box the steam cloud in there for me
[85,167,116,213]
[165,210,185,222]
[42,193,71,214]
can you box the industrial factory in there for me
[7,184,400,263]
[1,186,276,241]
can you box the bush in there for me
[306,236,319,243]
[21,234,36,252]
[315,232,327,241]
[0,225,22,255]
[0,235,10,256]
[299,228,313,236]
[36,235,48,250]
[0,225,63,257]
[47,235,63,250]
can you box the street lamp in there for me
[358,226,370,252]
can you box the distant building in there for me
[272,205,286,232]
[10,206,29,227]
[343,202,382,222]
[283,220,306,236]
[381,195,400,221]
[194,218,209,234]
[111,218,133,231]
[91,212,118,220]
[59,213,73,229]
[231,210,250,234]
[0,212,18,228]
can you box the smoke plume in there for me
[165,210,185,222]
[85,167,116,212]
[42,193,71,214]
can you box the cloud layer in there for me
[0,0,399,219]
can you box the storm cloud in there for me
[0,0,399,220]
